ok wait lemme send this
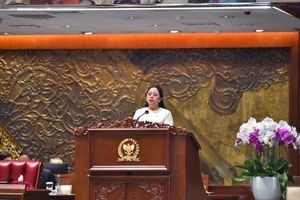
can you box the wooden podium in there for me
[74,119,209,200]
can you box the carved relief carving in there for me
[94,183,124,200]
[135,182,164,200]
[134,49,289,115]
[0,124,22,159]
[207,49,289,114]
[73,117,187,136]
[0,50,140,165]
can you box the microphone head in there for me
[145,110,149,114]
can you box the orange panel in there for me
[0,32,298,50]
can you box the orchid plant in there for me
[233,117,300,199]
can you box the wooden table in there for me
[209,194,248,200]
[0,184,50,200]
[208,185,253,200]
[49,194,75,200]
[0,184,25,200]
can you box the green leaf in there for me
[233,158,264,181]
[287,173,294,183]
[252,158,263,173]
[232,176,251,182]
[264,165,275,176]
[274,158,290,173]
[235,164,250,171]
[277,173,289,199]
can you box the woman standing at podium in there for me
[133,85,174,126]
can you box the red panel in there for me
[24,161,42,189]
[0,161,11,183]
[10,161,26,183]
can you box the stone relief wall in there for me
[0,48,289,184]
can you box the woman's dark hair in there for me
[0,151,12,160]
[145,85,166,109]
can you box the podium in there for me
[74,119,209,200]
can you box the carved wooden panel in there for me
[131,182,165,200]
[94,182,125,200]
[91,177,169,200]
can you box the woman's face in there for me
[146,87,161,110]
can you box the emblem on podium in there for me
[117,138,140,162]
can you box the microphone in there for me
[136,110,149,121]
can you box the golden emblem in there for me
[117,138,140,162]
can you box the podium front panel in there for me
[90,176,170,200]
[88,128,170,173]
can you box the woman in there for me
[133,85,174,126]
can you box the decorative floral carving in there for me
[136,182,164,200]
[73,117,187,136]
[94,183,124,200]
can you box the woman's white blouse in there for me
[133,107,174,126]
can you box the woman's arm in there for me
[164,110,174,126]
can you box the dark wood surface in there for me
[88,128,170,172]
[24,189,50,200]
[49,194,75,200]
[209,194,248,200]
[288,32,300,175]
[87,128,171,199]
[0,184,25,200]
[208,186,253,200]
[0,185,50,200]
[74,134,89,200]
[75,128,209,200]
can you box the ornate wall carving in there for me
[0,124,22,159]
[0,49,289,183]
[130,49,288,114]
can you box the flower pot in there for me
[250,177,281,200]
